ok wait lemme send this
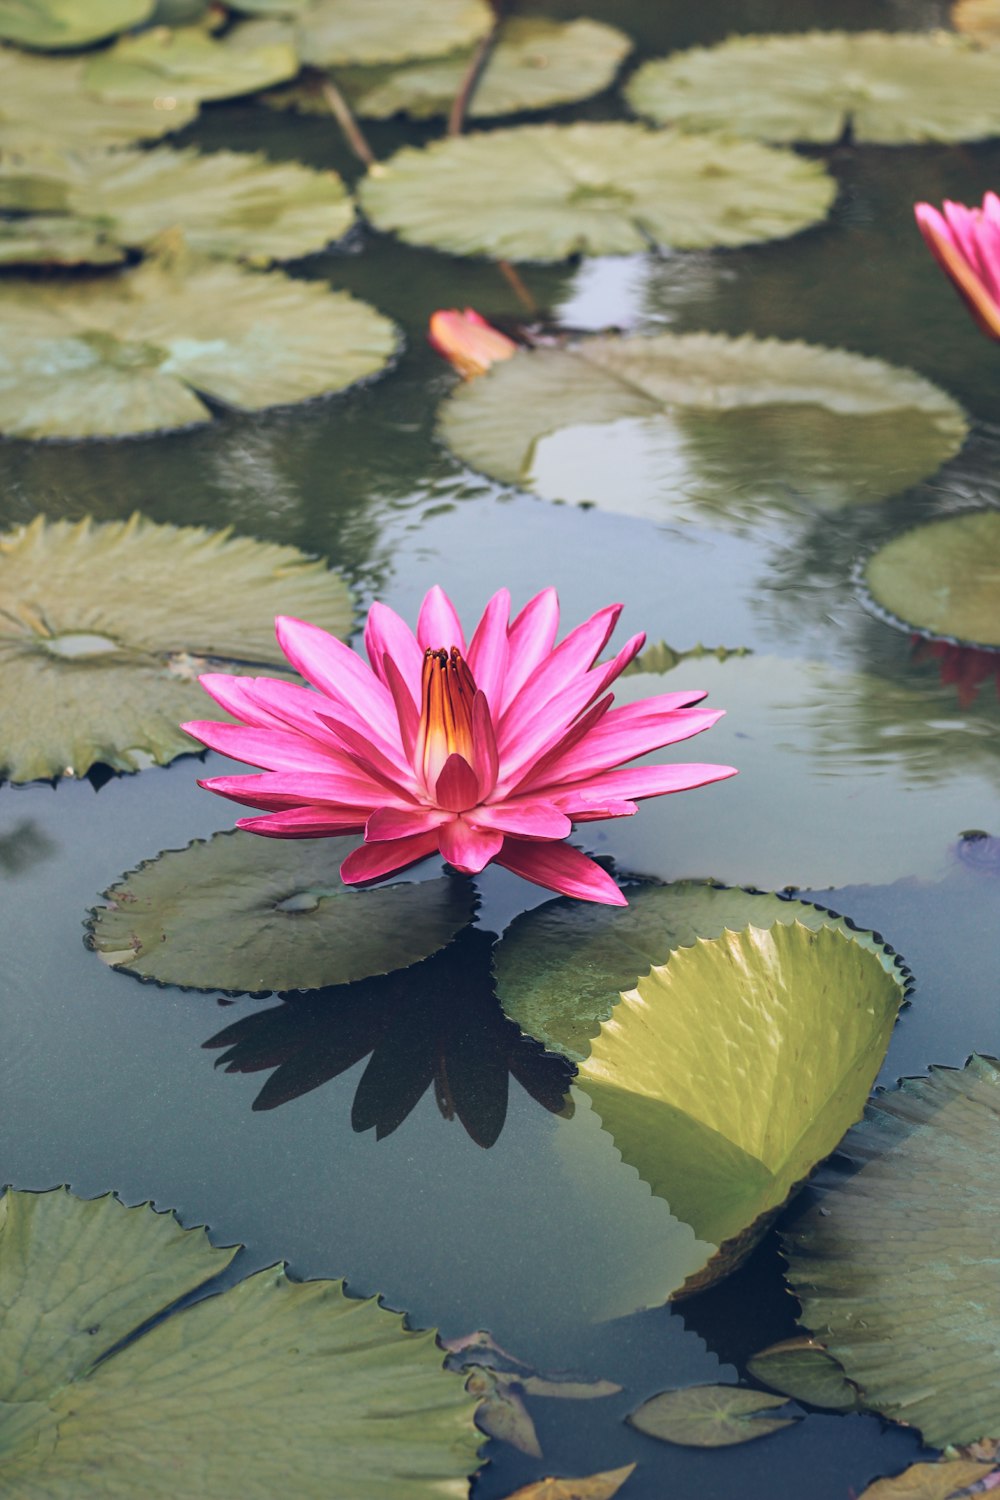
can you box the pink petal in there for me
[551,762,738,814]
[314,712,423,797]
[915,201,1000,339]
[364,601,424,701]
[416,585,466,654]
[519,705,725,792]
[500,603,622,744]
[438,818,503,874]
[182,720,342,774]
[236,807,367,837]
[340,831,441,884]
[466,588,510,710]
[504,692,614,796]
[435,753,480,813]
[382,653,420,762]
[565,799,637,823]
[198,673,328,736]
[495,839,627,905]
[469,801,572,840]
[500,587,560,709]
[472,691,499,800]
[199,767,413,812]
[365,806,451,841]
[275,617,400,746]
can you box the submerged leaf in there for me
[84,19,298,103]
[296,0,492,68]
[627,1385,798,1447]
[626,31,1000,144]
[466,1366,542,1457]
[0,0,153,50]
[862,511,1000,650]
[0,1187,482,1498]
[0,514,353,783]
[359,122,836,262]
[857,1460,998,1500]
[501,1467,636,1500]
[746,1338,861,1412]
[0,50,198,152]
[784,1056,1000,1448]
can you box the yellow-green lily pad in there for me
[862,511,1000,650]
[84,19,298,103]
[627,1385,799,1447]
[0,213,123,267]
[0,50,198,152]
[296,0,492,68]
[358,122,836,262]
[0,513,354,783]
[0,0,154,50]
[746,1338,861,1412]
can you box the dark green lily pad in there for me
[0,50,198,152]
[746,1339,861,1412]
[87,831,476,992]
[784,1056,1000,1448]
[0,513,354,783]
[0,147,354,267]
[0,1187,481,1497]
[297,0,492,68]
[626,31,1000,144]
[0,0,153,50]
[84,19,298,104]
[0,255,397,440]
[862,511,1000,650]
[627,1385,799,1447]
[358,122,836,262]
[437,334,967,519]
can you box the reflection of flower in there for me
[911,634,1000,709]
[184,586,734,905]
[428,308,517,378]
[914,194,1000,340]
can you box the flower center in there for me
[417,646,478,787]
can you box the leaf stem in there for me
[447,1,506,137]
[317,71,378,170]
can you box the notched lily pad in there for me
[84,19,299,104]
[784,1055,1000,1449]
[861,511,1000,650]
[746,1338,861,1412]
[0,0,154,50]
[0,1187,481,1498]
[296,0,493,68]
[359,122,836,262]
[626,31,1000,144]
[627,1385,799,1447]
[0,514,353,783]
[0,50,198,152]
[437,333,967,521]
[0,255,397,440]
[87,830,476,992]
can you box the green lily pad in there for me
[0,0,154,50]
[297,0,492,68]
[437,334,967,520]
[862,511,1000,650]
[493,881,899,1064]
[0,50,198,152]
[0,1187,481,1497]
[0,255,397,440]
[0,513,354,783]
[0,147,354,267]
[784,1056,1000,1448]
[84,20,298,104]
[625,31,1000,144]
[627,1385,799,1447]
[87,831,476,992]
[746,1338,861,1412]
[358,122,836,262]
[953,0,1000,46]
[234,0,308,13]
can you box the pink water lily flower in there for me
[183,587,736,906]
[428,308,518,378]
[914,193,1000,340]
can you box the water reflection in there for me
[0,818,56,876]
[204,928,574,1148]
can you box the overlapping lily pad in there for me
[87,831,475,992]
[296,0,493,68]
[0,1187,481,1497]
[358,122,836,262]
[627,1385,799,1447]
[0,147,355,267]
[0,0,153,50]
[437,333,967,520]
[0,514,354,782]
[0,50,198,152]
[84,19,299,104]
[746,1338,861,1412]
[626,31,1000,144]
[0,255,397,439]
[784,1056,1000,1447]
[861,511,1000,650]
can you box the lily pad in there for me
[746,1338,861,1412]
[437,333,967,520]
[297,0,492,68]
[858,1461,999,1500]
[0,255,397,440]
[0,513,354,783]
[625,31,1000,144]
[784,1056,1000,1448]
[0,1187,481,1497]
[0,0,153,50]
[953,0,1000,46]
[503,1467,636,1500]
[862,511,1000,650]
[493,880,899,1063]
[0,50,198,152]
[85,20,299,104]
[627,1385,799,1447]
[358,122,836,262]
[87,831,475,992]
[0,147,355,267]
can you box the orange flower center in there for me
[418,647,478,786]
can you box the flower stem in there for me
[317,71,378,170]
[447,1,506,137]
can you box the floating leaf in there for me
[0,256,396,440]
[465,1366,542,1457]
[0,0,154,50]
[88,831,475,992]
[494,880,897,1063]
[953,0,1000,46]
[857,1460,999,1500]
[501,1466,636,1500]
[0,147,354,267]
[746,1338,861,1412]
[627,1385,798,1447]
[626,31,1000,144]
[437,334,967,519]
[862,511,1000,650]
[84,19,298,104]
[0,213,123,267]
[0,514,353,783]
[297,0,492,68]
[358,122,835,262]
[235,0,308,12]
[784,1056,1000,1448]
[0,1187,481,1498]
[0,50,198,152]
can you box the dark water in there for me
[3,2,1000,1495]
